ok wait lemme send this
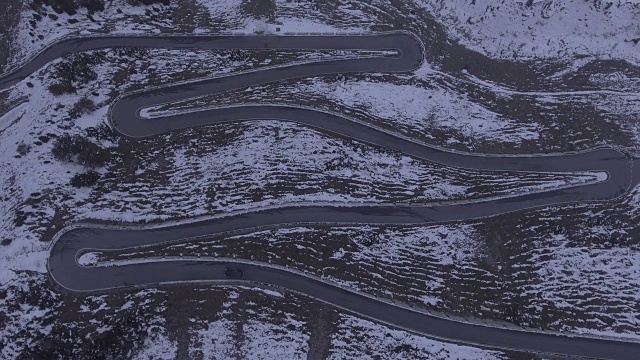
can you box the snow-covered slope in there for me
[115,199,640,340]
[415,0,640,63]
[1,0,639,357]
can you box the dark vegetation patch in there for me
[69,170,101,188]
[241,0,276,22]
[0,274,535,358]
[1,273,161,359]
[0,0,21,70]
[51,134,110,168]
[127,0,170,6]
[68,97,97,119]
[48,52,105,95]
[30,0,105,16]
[16,143,31,156]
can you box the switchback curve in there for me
[1,33,637,358]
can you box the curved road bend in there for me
[0,33,419,88]
[0,33,634,202]
[1,33,635,357]
[49,223,640,359]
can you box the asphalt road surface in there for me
[2,33,639,359]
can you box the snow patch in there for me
[78,252,98,266]
[132,327,177,360]
[189,319,235,359]
[415,0,640,64]
[299,78,541,143]
[330,314,505,359]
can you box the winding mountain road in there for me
[2,32,639,359]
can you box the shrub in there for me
[51,134,79,162]
[53,53,99,84]
[242,0,276,21]
[48,52,104,95]
[14,210,28,226]
[79,0,105,13]
[17,143,31,156]
[69,97,96,119]
[48,82,75,95]
[77,144,110,168]
[70,171,100,188]
[51,134,110,168]
[85,122,118,142]
[31,0,79,15]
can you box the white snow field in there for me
[415,0,640,64]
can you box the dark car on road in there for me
[224,268,244,277]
